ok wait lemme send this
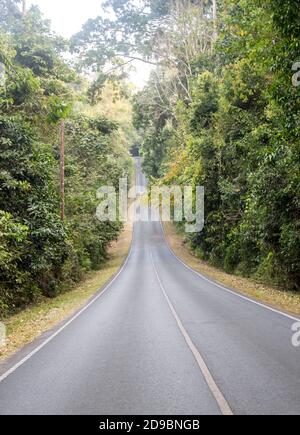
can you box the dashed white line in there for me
[150,250,234,416]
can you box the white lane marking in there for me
[0,228,136,384]
[150,250,233,416]
[160,221,300,323]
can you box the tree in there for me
[132,0,300,290]
[0,2,134,316]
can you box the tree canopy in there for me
[0,0,299,316]
[76,0,299,291]
[0,0,134,316]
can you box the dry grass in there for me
[0,218,133,362]
[163,221,300,317]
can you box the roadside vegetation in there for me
[133,0,300,293]
[0,0,299,334]
[77,0,298,294]
[164,222,300,317]
[0,1,135,318]
[0,217,133,361]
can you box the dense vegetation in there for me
[75,0,300,291]
[0,1,133,316]
[0,0,299,318]
[136,0,299,290]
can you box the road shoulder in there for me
[163,221,300,318]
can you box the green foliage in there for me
[0,2,134,316]
[62,114,127,277]
[0,210,28,314]
[0,0,22,33]
[47,96,72,123]
[189,72,220,133]
[0,115,70,311]
[132,0,300,291]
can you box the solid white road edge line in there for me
[160,221,300,323]
[150,250,234,416]
[0,226,136,384]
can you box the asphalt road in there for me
[0,158,299,415]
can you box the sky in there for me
[27,0,152,88]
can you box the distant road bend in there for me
[0,157,299,415]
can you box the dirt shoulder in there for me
[163,221,300,318]
[0,218,133,362]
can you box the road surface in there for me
[0,158,299,415]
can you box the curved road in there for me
[0,158,299,415]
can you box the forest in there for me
[0,0,299,317]
[0,0,134,316]
[131,0,300,292]
[130,0,300,292]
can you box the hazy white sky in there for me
[28,0,102,38]
[27,0,151,87]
